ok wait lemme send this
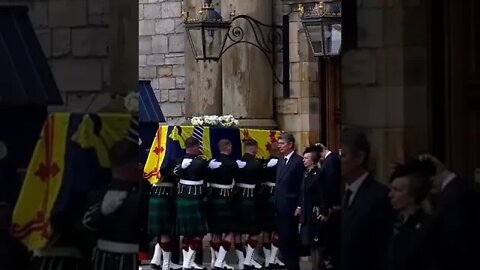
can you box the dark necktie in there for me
[284,158,288,166]
[343,188,352,209]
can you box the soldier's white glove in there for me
[181,158,193,169]
[236,160,247,169]
[100,190,128,215]
[208,159,222,169]
[267,158,278,168]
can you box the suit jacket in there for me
[433,177,480,270]
[341,175,394,270]
[275,153,304,216]
[321,153,341,207]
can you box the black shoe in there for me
[268,263,285,269]
[151,264,161,270]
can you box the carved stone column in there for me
[221,0,276,129]
[184,0,223,118]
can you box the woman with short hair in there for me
[295,146,329,270]
[386,160,436,270]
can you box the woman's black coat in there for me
[299,166,329,247]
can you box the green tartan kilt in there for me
[148,195,175,236]
[259,195,276,232]
[176,197,207,236]
[234,197,261,234]
[207,197,236,234]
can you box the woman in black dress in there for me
[294,146,329,270]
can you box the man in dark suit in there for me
[316,143,341,270]
[418,154,480,270]
[340,129,394,270]
[275,133,304,270]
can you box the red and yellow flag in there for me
[11,114,69,250]
[143,125,169,184]
[240,128,282,159]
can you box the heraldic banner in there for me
[143,126,283,184]
[11,113,137,250]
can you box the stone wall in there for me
[341,0,429,182]
[273,0,321,151]
[4,0,114,112]
[139,0,185,125]
[139,0,323,151]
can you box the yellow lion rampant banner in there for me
[11,113,135,250]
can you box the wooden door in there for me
[326,58,341,151]
[319,57,341,152]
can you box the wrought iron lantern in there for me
[183,0,231,61]
[299,0,342,57]
[182,0,291,98]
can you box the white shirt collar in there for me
[441,172,456,191]
[284,151,294,163]
[324,150,332,159]
[345,172,369,205]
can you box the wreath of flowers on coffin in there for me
[190,115,239,127]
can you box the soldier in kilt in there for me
[206,139,238,270]
[234,139,263,270]
[82,138,150,270]
[148,165,182,270]
[172,137,208,270]
[259,143,285,269]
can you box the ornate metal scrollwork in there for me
[218,15,286,84]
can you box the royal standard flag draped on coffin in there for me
[143,126,282,184]
[11,113,135,250]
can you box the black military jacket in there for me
[207,153,237,186]
[173,154,208,181]
[236,153,262,185]
[262,157,278,183]
[83,178,149,245]
[173,154,209,198]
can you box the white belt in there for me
[211,183,234,189]
[236,183,256,189]
[33,247,81,258]
[262,182,276,187]
[154,182,174,187]
[97,239,139,254]
[179,179,204,186]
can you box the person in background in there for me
[340,129,394,270]
[417,154,480,270]
[234,139,263,269]
[172,137,209,270]
[148,165,182,270]
[386,160,436,270]
[83,138,149,270]
[274,133,304,270]
[296,146,329,270]
[259,143,285,269]
[206,139,237,270]
[315,143,341,270]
